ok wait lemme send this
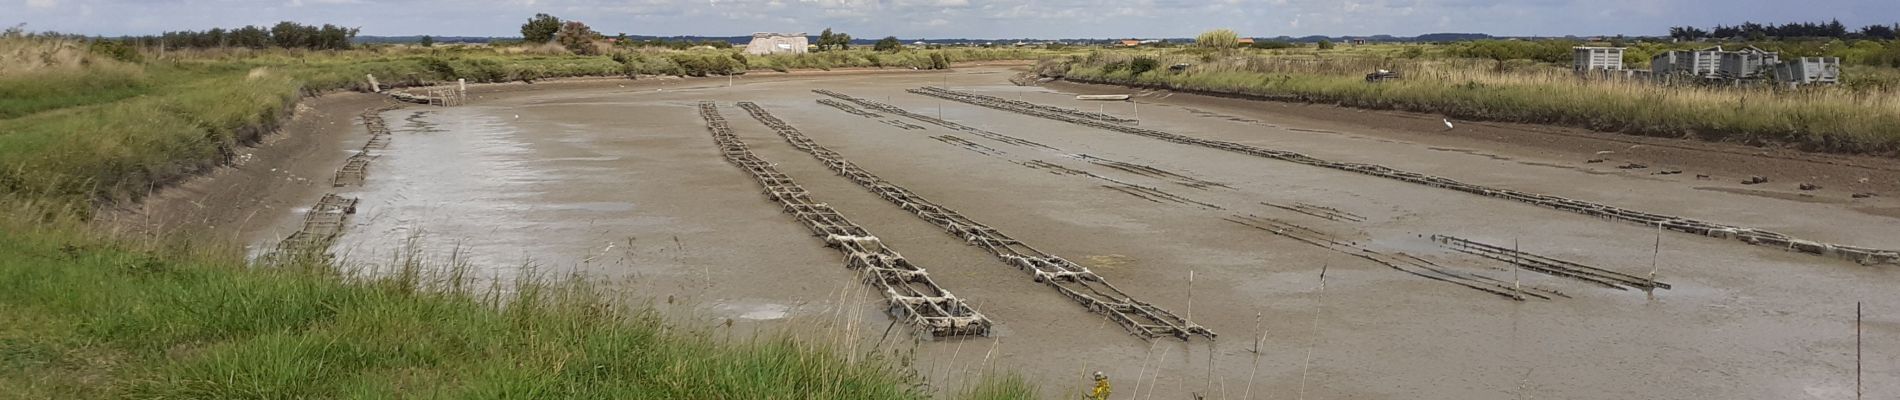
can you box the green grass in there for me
[1053,49,1900,155]
[0,216,1032,399]
[0,63,150,119]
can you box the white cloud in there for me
[12,0,1897,39]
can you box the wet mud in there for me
[241,68,1898,398]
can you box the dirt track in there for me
[203,67,1897,398]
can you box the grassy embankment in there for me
[0,35,1039,398]
[1049,46,1900,155]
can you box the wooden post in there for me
[1857,301,1863,400]
[366,74,381,93]
[1649,224,1662,300]
[1186,270,1195,322]
[1512,238,1523,301]
[1297,264,1328,400]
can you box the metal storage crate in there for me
[1773,57,1841,85]
[1718,50,1779,79]
[1651,49,1722,78]
[1573,47,1625,71]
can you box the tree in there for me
[1317,39,1335,50]
[555,20,600,55]
[874,36,902,52]
[521,13,562,43]
[833,33,852,50]
[1195,28,1239,53]
[818,28,834,51]
[270,21,306,48]
[419,35,434,47]
[1861,24,1897,40]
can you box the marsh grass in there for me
[0,209,1037,399]
[1059,50,1900,154]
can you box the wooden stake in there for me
[1857,301,1863,400]
[1512,238,1523,301]
[1297,264,1328,400]
[1245,313,1263,400]
[1648,223,1662,300]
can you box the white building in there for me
[744,32,809,55]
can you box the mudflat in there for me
[208,67,1895,398]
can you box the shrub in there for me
[928,52,949,70]
[556,21,601,55]
[420,57,456,79]
[87,39,142,63]
[1196,29,1239,50]
[1129,56,1160,75]
[1250,40,1295,50]
[875,36,902,52]
[520,13,561,44]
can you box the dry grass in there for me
[1058,50,1900,154]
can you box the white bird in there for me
[513,114,519,119]
[1441,118,1454,130]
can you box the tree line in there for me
[113,22,359,50]
[1670,20,1897,41]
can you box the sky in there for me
[8,0,1897,39]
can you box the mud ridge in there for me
[1431,235,1671,291]
[817,98,884,119]
[915,85,1137,124]
[910,87,1900,266]
[813,90,1057,150]
[737,101,1214,341]
[1074,154,1231,190]
[1225,215,1565,301]
[697,101,991,338]
[1260,201,1366,223]
[930,135,1005,156]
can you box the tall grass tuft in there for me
[0,208,1035,398]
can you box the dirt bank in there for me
[93,92,390,246]
[1048,79,1900,212]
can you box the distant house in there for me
[1237,38,1255,45]
[1120,39,1141,47]
[744,32,809,55]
